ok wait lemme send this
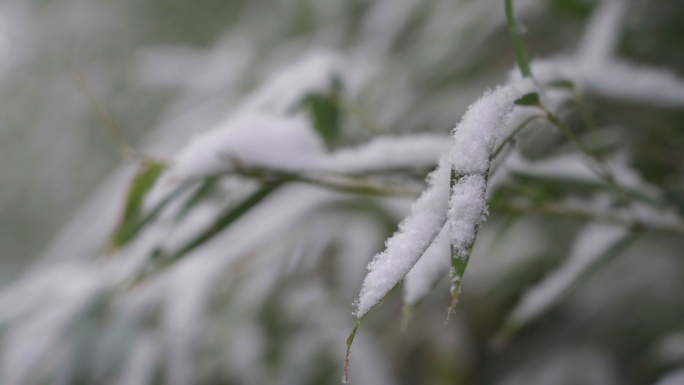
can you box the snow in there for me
[0,266,106,385]
[3,1,684,382]
[116,334,160,385]
[448,86,516,258]
[354,156,451,317]
[655,367,684,385]
[448,174,488,259]
[585,61,684,107]
[577,0,625,70]
[503,0,684,110]
[240,50,346,115]
[324,134,451,173]
[653,332,684,365]
[402,223,450,305]
[449,87,517,175]
[165,118,449,183]
[355,86,518,317]
[508,224,628,327]
[167,113,326,181]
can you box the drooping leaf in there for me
[170,183,282,260]
[110,161,167,249]
[299,77,343,149]
[175,177,219,220]
[514,92,541,107]
[549,0,594,20]
[547,79,575,89]
[343,320,360,384]
[505,0,533,78]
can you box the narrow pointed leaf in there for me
[505,0,533,78]
[110,161,167,249]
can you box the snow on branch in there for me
[448,86,516,256]
[354,155,451,318]
[354,86,518,318]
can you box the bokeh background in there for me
[1,0,684,384]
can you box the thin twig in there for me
[71,66,137,160]
[491,199,684,235]
[213,165,423,199]
[71,64,172,166]
[538,104,638,216]
[492,115,542,159]
[332,96,384,134]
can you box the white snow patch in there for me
[508,224,628,326]
[403,224,450,305]
[354,156,451,317]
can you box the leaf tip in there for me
[344,321,361,383]
[514,92,541,107]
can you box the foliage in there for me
[1,0,684,384]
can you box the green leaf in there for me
[514,92,541,106]
[547,80,575,89]
[174,177,218,220]
[447,256,470,320]
[343,320,361,384]
[299,77,342,149]
[549,0,594,20]
[110,161,167,249]
[505,0,533,78]
[170,183,282,260]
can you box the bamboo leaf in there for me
[514,92,541,107]
[299,77,342,149]
[549,0,594,20]
[548,79,575,89]
[110,161,167,249]
[343,320,361,384]
[170,183,282,260]
[446,168,479,321]
[175,177,219,220]
[505,0,533,78]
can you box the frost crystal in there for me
[355,86,517,317]
[354,156,451,318]
[449,87,517,175]
[448,86,516,257]
[448,174,488,258]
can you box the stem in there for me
[332,95,384,134]
[572,91,605,151]
[505,0,532,78]
[539,105,637,213]
[171,184,282,259]
[215,167,423,199]
[491,199,684,235]
[131,183,282,286]
[492,115,541,159]
[71,66,172,165]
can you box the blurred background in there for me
[1,0,684,384]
